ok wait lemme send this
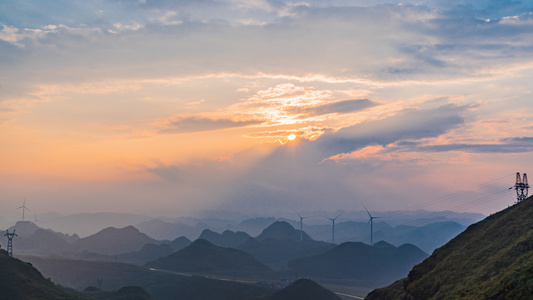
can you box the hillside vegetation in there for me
[0,249,87,300]
[366,196,533,299]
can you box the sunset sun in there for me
[288,134,297,141]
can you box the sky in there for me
[1,0,533,220]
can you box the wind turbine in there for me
[16,198,30,222]
[326,212,343,244]
[33,211,42,225]
[362,203,380,246]
[296,212,308,241]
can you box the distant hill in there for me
[305,220,465,253]
[136,219,207,241]
[366,196,533,299]
[7,221,42,237]
[198,229,252,248]
[0,222,79,256]
[288,241,428,287]
[0,249,87,300]
[39,212,153,238]
[146,239,271,273]
[73,226,158,255]
[256,221,312,241]
[239,238,334,270]
[235,217,277,236]
[383,221,465,253]
[164,236,191,251]
[264,278,341,300]
[27,228,75,255]
[115,243,174,265]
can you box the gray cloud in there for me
[404,136,533,154]
[159,116,263,134]
[316,104,467,157]
[285,99,378,117]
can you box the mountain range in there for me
[288,241,428,287]
[146,239,271,273]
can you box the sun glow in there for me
[288,134,297,141]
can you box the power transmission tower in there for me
[514,172,530,203]
[4,229,17,257]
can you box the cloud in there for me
[316,104,467,157]
[410,136,533,154]
[159,116,263,134]
[284,98,378,117]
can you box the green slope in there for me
[0,249,87,300]
[366,196,533,300]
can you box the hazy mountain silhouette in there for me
[288,241,428,287]
[198,229,252,248]
[384,221,465,253]
[114,243,174,265]
[0,249,86,300]
[0,222,80,256]
[237,221,334,269]
[235,217,277,236]
[146,239,271,273]
[263,278,341,300]
[255,221,312,241]
[163,236,191,251]
[136,219,207,240]
[3,221,75,242]
[6,221,45,238]
[366,196,533,299]
[27,228,75,255]
[73,226,158,256]
[41,212,153,238]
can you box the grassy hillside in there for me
[366,197,533,299]
[0,249,87,300]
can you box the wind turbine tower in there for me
[362,203,381,246]
[297,213,308,241]
[16,198,30,222]
[326,212,343,244]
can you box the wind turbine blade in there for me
[361,202,372,218]
[364,219,371,232]
[334,212,343,220]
